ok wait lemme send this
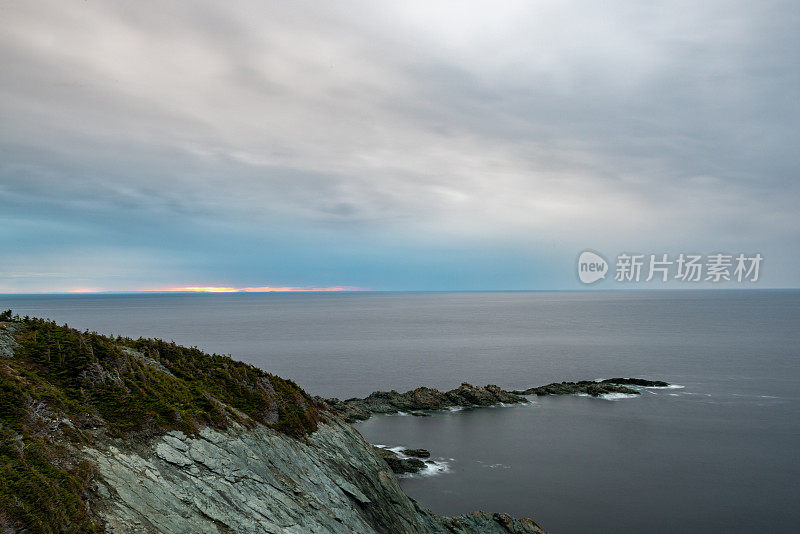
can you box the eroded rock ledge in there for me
[85,418,546,533]
[322,382,527,423]
[324,378,669,422]
[511,377,669,396]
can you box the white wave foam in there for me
[575,392,637,400]
[485,463,510,469]
[407,458,451,477]
[388,401,531,418]
[593,380,685,391]
[600,392,640,401]
[374,444,453,478]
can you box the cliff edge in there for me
[0,314,544,533]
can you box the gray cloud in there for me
[1,0,798,290]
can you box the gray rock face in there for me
[84,418,545,533]
[0,322,20,359]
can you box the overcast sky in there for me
[1,0,798,292]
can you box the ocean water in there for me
[2,291,798,533]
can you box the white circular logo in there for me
[577,251,608,284]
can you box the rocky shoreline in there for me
[1,314,666,533]
[511,377,669,396]
[1,316,547,533]
[321,382,526,423]
[322,377,670,423]
[325,377,671,477]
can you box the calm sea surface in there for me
[1,291,798,533]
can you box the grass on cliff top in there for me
[0,311,324,533]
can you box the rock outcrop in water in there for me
[511,378,669,397]
[325,377,670,422]
[0,314,545,533]
[602,377,670,387]
[373,446,429,474]
[322,382,528,423]
[403,448,431,458]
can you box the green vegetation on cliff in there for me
[0,312,323,533]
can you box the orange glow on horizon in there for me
[170,286,240,293]
[157,285,359,293]
[67,287,105,293]
[3,285,363,294]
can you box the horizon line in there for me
[0,285,364,295]
[0,287,796,296]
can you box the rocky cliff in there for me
[0,315,544,533]
[85,417,542,533]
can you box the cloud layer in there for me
[1,0,798,291]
